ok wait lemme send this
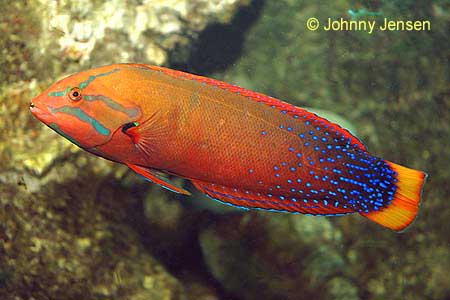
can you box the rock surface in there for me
[0,0,246,299]
[199,213,359,300]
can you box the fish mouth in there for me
[29,100,53,124]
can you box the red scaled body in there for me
[30,64,426,231]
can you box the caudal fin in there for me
[361,161,427,232]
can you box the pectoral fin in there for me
[121,110,171,156]
[126,163,191,195]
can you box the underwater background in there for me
[0,0,449,299]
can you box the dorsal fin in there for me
[130,64,367,152]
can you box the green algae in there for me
[203,1,450,299]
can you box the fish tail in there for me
[361,161,427,232]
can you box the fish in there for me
[347,9,383,20]
[30,63,427,231]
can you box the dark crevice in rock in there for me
[168,0,266,75]
[125,187,241,300]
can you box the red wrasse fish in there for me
[30,64,427,231]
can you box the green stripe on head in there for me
[47,68,120,97]
[83,95,139,118]
[48,87,71,97]
[51,106,111,136]
[78,68,119,89]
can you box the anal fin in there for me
[127,163,191,195]
[191,180,353,215]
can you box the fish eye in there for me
[68,87,82,101]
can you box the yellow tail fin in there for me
[361,161,427,232]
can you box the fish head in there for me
[30,65,142,150]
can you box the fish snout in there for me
[29,97,53,124]
[30,97,43,115]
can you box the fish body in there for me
[30,64,426,231]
